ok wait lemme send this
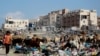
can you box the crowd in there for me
[0,31,100,56]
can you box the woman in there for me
[3,31,12,55]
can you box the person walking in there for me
[3,31,12,56]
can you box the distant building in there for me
[98,17,100,29]
[56,14,63,28]
[49,9,69,27]
[2,17,29,31]
[39,15,49,26]
[28,18,39,31]
[38,9,69,31]
[62,9,97,30]
[29,19,39,27]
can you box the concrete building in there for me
[62,9,97,30]
[56,14,63,28]
[29,18,39,27]
[38,9,69,31]
[3,17,29,31]
[38,15,54,31]
[39,15,49,26]
[98,17,100,29]
[28,18,40,31]
[49,9,69,27]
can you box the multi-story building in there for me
[29,18,39,27]
[38,9,69,30]
[39,15,49,26]
[28,18,40,31]
[62,9,97,30]
[38,9,69,31]
[56,14,63,28]
[49,9,69,27]
[98,17,100,29]
[3,17,29,31]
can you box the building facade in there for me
[28,18,40,31]
[62,9,97,30]
[98,17,100,29]
[37,9,69,31]
[39,15,50,26]
[38,9,69,30]
[3,17,29,31]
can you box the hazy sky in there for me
[0,0,100,27]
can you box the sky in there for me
[0,0,100,27]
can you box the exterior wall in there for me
[40,15,50,26]
[79,10,97,30]
[98,17,100,29]
[3,17,29,30]
[62,11,80,29]
[29,19,39,25]
[38,9,97,30]
[89,11,97,26]
[62,9,97,30]
[38,9,69,28]
[49,13,57,26]
[29,19,39,30]
[49,9,69,28]
[79,10,90,28]
[89,10,97,30]
[38,16,44,27]
[56,14,62,28]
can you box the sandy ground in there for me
[0,48,30,56]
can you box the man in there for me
[3,31,12,55]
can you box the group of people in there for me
[0,31,100,56]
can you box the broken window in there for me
[8,21,14,24]
[81,15,87,19]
